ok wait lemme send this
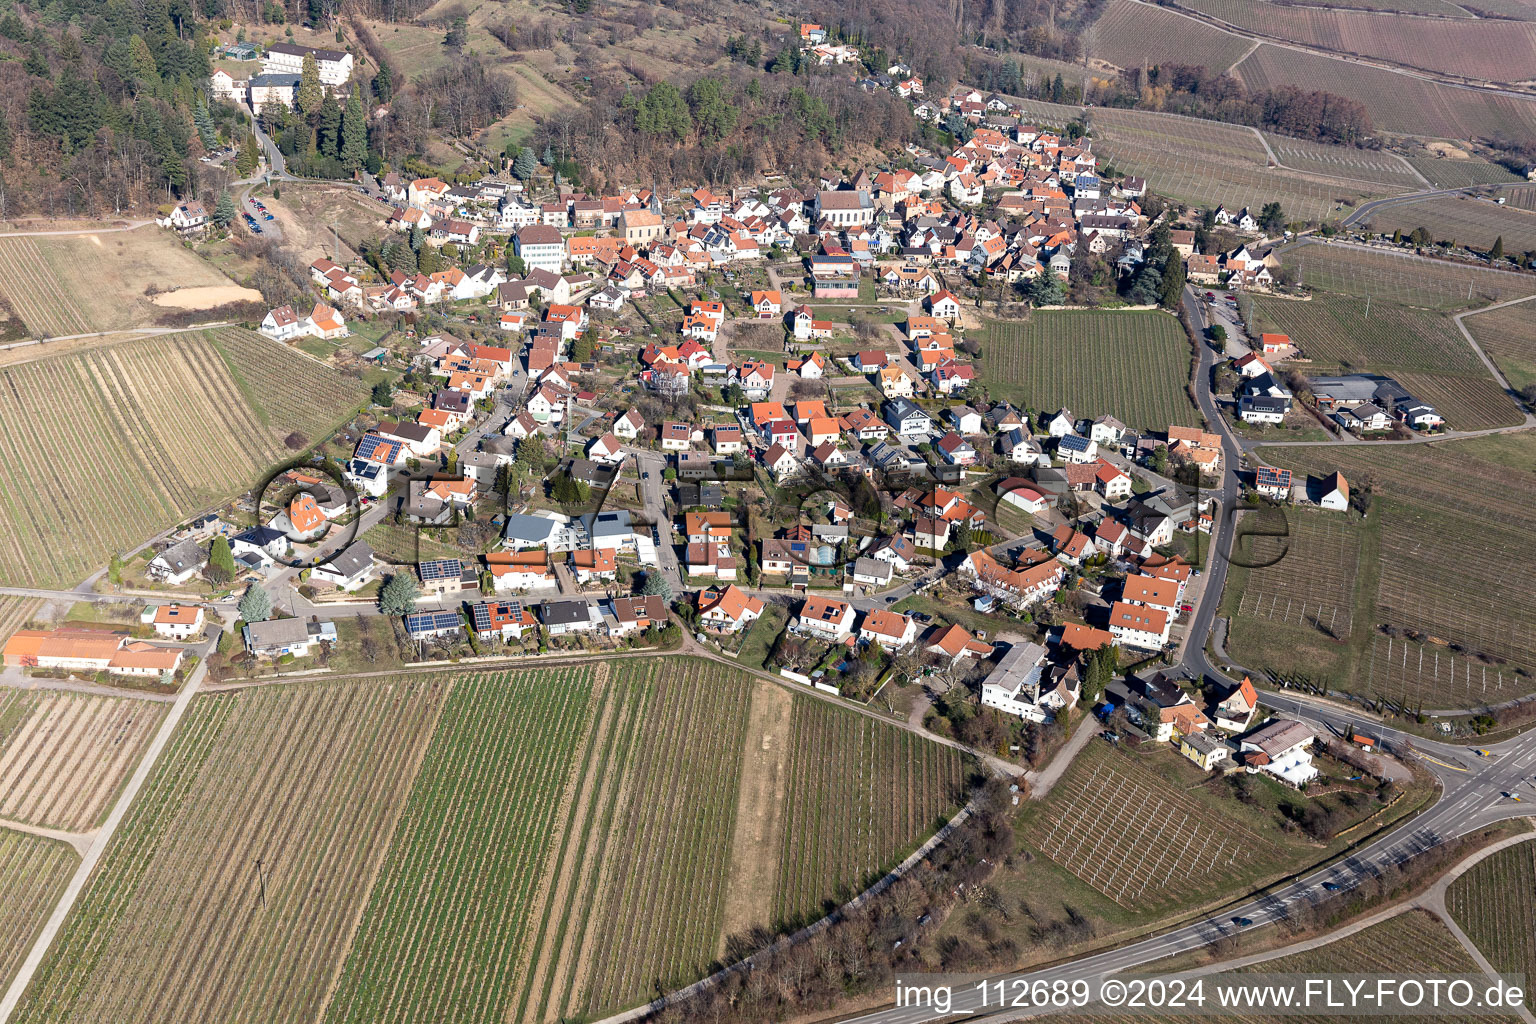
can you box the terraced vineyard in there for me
[1275,244,1536,308]
[12,675,451,1024]
[12,660,969,1024]
[978,311,1200,431]
[773,697,967,925]
[1235,45,1536,141]
[1023,741,1280,912]
[1177,0,1536,81]
[1264,134,1425,189]
[1363,194,1536,254]
[1250,248,1527,430]
[1404,157,1526,189]
[0,692,165,830]
[0,237,92,337]
[1447,841,1536,1009]
[0,831,75,992]
[1266,434,1536,707]
[1464,297,1536,391]
[1091,109,1388,222]
[1089,0,1254,74]
[0,328,366,587]
[0,596,38,645]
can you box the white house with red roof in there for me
[926,290,962,321]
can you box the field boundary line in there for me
[0,625,211,1023]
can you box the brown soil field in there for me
[0,693,165,831]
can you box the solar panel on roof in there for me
[418,559,463,582]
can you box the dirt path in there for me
[717,679,794,954]
[1024,713,1101,800]
[0,817,92,857]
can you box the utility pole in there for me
[254,857,267,909]
[1364,293,1370,319]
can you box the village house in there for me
[859,610,917,651]
[795,596,857,642]
[148,604,204,640]
[697,585,764,632]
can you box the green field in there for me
[1249,434,1536,708]
[1447,840,1536,1008]
[1223,507,1370,685]
[976,311,1199,431]
[0,327,367,588]
[14,660,968,1024]
[1464,298,1536,391]
[1248,292,1523,429]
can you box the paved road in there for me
[0,619,222,1024]
[838,287,1536,1024]
[1342,182,1536,228]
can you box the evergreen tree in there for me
[771,45,794,73]
[1158,256,1186,309]
[340,87,367,169]
[641,570,673,602]
[1490,235,1505,262]
[193,96,215,150]
[296,52,323,118]
[686,77,736,144]
[236,132,260,176]
[516,434,546,472]
[210,536,237,577]
[1259,201,1286,235]
[408,223,424,251]
[541,143,553,165]
[157,130,187,192]
[128,34,158,85]
[1051,73,1065,103]
[634,81,693,142]
[373,62,393,104]
[416,244,441,274]
[237,584,272,623]
[512,146,538,180]
[316,95,343,158]
[213,192,236,227]
[378,573,419,615]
